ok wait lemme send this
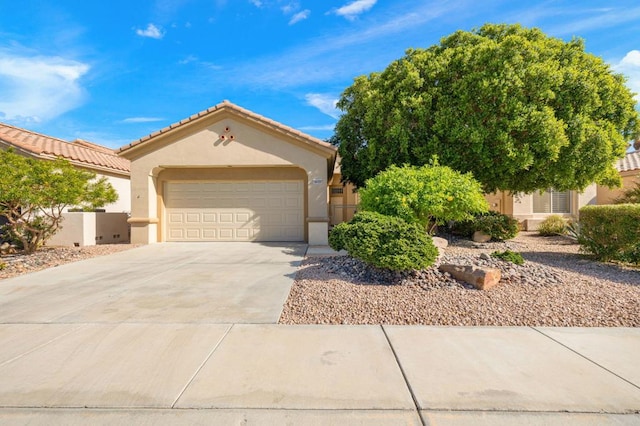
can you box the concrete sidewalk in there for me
[0,324,638,425]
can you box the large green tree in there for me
[0,150,118,253]
[334,23,640,193]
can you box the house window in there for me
[532,189,571,213]
[330,187,344,195]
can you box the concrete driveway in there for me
[0,242,306,324]
[1,243,639,424]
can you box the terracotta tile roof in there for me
[0,122,130,175]
[118,100,337,156]
[617,150,640,173]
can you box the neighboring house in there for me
[596,149,640,205]
[118,100,337,245]
[0,122,131,212]
[485,186,597,230]
[329,160,360,226]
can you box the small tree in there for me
[0,150,118,253]
[358,162,488,233]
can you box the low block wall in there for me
[48,212,130,247]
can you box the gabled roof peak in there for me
[118,100,336,156]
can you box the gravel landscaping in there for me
[280,232,640,326]
[0,244,137,280]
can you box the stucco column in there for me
[128,167,160,244]
[306,163,330,245]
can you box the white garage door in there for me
[165,181,304,241]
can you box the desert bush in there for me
[359,162,488,233]
[473,212,520,241]
[578,204,640,264]
[537,215,568,236]
[328,211,438,271]
[328,222,349,251]
[448,211,519,241]
[491,250,524,265]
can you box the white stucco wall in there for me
[101,173,131,213]
[47,212,130,247]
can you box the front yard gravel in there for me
[280,233,640,326]
[0,244,137,280]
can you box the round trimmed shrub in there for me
[537,215,567,236]
[474,211,519,241]
[329,211,438,271]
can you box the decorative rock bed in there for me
[280,233,640,326]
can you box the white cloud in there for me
[550,7,640,36]
[613,50,640,101]
[179,55,198,65]
[135,23,165,39]
[281,2,298,14]
[249,0,262,7]
[0,51,89,123]
[289,10,310,25]
[305,93,339,118]
[332,0,377,20]
[120,117,164,123]
[298,124,336,131]
[227,1,462,89]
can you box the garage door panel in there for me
[219,213,234,223]
[185,213,200,223]
[166,181,303,242]
[185,229,201,239]
[202,229,216,239]
[202,213,217,223]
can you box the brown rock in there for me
[472,231,491,243]
[438,264,502,290]
[431,237,448,250]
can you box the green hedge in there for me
[328,211,438,271]
[578,204,640,264]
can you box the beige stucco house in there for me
[0,122,131,247]
[0,122,131,213]
[118,101,337,246]
[485,185,598,230]
[596,149,640,204]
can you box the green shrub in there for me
[328,211,438,271]
[491,250,524,265]
[578,204,640,264]
[0,262,6,271]
[359,162,488,233]
[328,222,349,251]
[473,212,520,241]
[448,218,477,238]
[449,211,519,241]
[537,215,568,236]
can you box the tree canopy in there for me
[0,150,118,253]
[333,23,640,193]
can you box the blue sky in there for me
[0,0,639,149]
